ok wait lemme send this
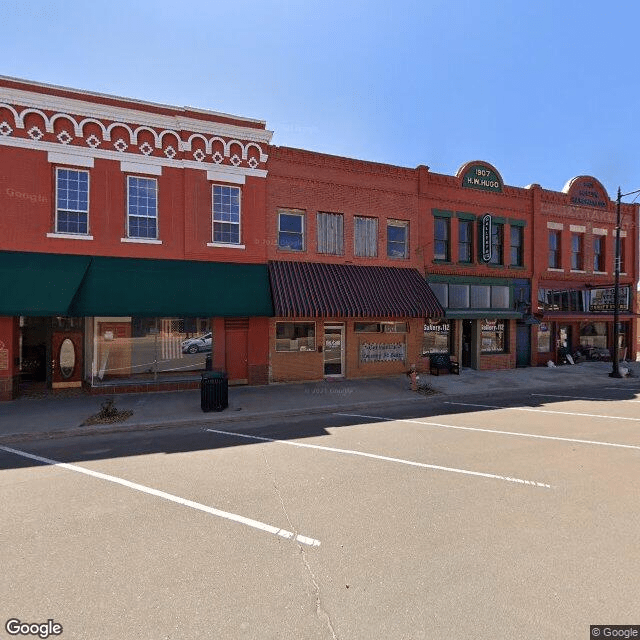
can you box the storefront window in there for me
[579,322,607,350]
[481,319,507,353]
[92,317,211,383]
[537,323,551,353]
[422,320,451,354]
[276,322,316,351]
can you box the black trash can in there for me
[201,371,228,412]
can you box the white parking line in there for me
[206,428,551,489]
[445,402,640,423]
[531,393,640,403]
[336,414,640,452]
[0,445,321,548]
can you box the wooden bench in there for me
[429,353,460,376]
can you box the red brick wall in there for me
[0,317,18,400]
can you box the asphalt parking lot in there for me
[2,384,639,639]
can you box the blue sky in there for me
[3,0,640,199]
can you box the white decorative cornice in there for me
[0,84,273,144]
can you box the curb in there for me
[0,394,431,444]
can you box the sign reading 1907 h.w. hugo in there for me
[462,164,503,192]
[480,214,492,262]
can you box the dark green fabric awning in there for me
[0,251,91,316]
[68,256,273,317]
[0,252,273,318]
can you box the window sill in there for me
[593,271,608,275]
[47,232,94,240]
[509,265,526,270]
[277,247,305,253]
[121,237,162,244]
[433,259,452,264]
[207,242,246,250]
[570,269,586,274]
[547,267,564,272]
[457,261,474,266]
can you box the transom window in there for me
[278,211,304,251]
[56,168,89,234]
[212,185,241,244]
[354,216,378,257]
[387,220,409,259]
[434,217,450,261]
[354,322,408,333]
[127,176,157,239]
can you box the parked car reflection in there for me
[181,332,212,354]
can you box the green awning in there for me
[0,251,91,316]
[69,256,273,317]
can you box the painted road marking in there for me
[0,445,321,548]
[206,428,551,489]
[336,414,640,452]
[444,402,640,423]
[531,393,640,403]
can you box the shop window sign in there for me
[589,286,629,312]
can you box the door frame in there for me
[323,323,345,378]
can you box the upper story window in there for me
[317,212,344,255]
[489,222,503,265]
[278,211,304,251]
[56,168,89,235]
[434,217,450,261]
[387,220,408,259]
[510,226,524,267]
[212,185,241,244]
[458,219,473,263]
[548,230,561,268]
[127,176,157,239]
[593,235,605,272]
[354,216,378,257]
[571,233,584,270]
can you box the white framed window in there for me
[317,212,344,255]
[127,176,158,239]
[387,220,409,259]
[354,216,378,257]
[278,211,305,251]
[55,168,89,235]
[212,185,241,245]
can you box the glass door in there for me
[323,324,344,376]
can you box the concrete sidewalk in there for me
[0,361,637,443]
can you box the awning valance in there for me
[268,260,444,318]
[0,252,273,318]
[0,251,91,316]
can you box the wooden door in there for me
[51,330,83,389]
[225,319,249,384]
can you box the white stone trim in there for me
[206,169,245,184]
[206,242,246,250]
[547,267,564,272]
[593,271,608,275]
[48,150,94,168]
[547,221,564,230]
[570,269,586,273]
[620,230,628,238]
[120,237,162,244]
[592,227,608,235]
[0,85,273,143]
[569,224,586,233]
[0,135,267,178]
[46,232,94,240]
[120,160,162,176]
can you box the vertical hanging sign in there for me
[481,214,492,262]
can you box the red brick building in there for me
[1,77,637,399]
[0,76,274,399]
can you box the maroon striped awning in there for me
[269,261,444,318]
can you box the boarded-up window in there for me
[354,216,378,257]
[317,212,344,255]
